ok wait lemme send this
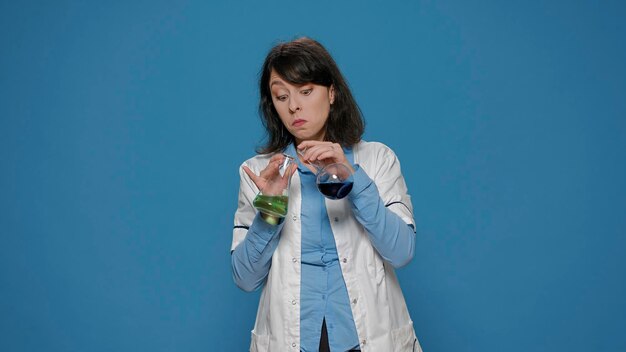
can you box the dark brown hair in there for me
[257,37,365,154]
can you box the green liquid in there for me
[253,194,289,225]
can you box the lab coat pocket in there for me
[250,330,270,352]
[391,321,422,352]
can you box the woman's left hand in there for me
[297,141,355,173]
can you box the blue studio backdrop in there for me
[1,1,625,351]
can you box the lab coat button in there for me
[342,258,347,263]
[292,257,297,263]
[292,215,297,221]
[334,217,339,222]
[352,298,358,304]
[361,339,367,346]
[292,343,297,348]
[291,299,297,305]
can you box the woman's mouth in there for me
[292,119,306,127]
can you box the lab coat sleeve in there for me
[348,145,416,268]
[230,162,283,292]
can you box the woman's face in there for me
[269,69,335,144]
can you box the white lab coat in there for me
[232,140,423,352]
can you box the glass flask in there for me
[252,154,296,225]
[298,149,354,200]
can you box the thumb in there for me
[288,163,298,176]
[243,166,261,187]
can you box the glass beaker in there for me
[252,154,296,225]
[298,149,354,200]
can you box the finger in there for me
[260,159,282,178]
[262,154,284,174]
[243,165,256,178]
[297,140,317,151]
[297,141,330,155]
[269,153,285,163]
[316,149,338,162]
[288,163,298,176]
[308,146,326,162]
[243,166,261,186]
[300,143,324,160]
[311,145,337,162]
[325,144,347,161]
[279,164,298,187]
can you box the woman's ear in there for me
[329,85,335,105]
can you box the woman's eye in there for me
[301,89,312,95]
[276,95,288,102]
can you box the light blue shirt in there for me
[287,143,359,352]
[231,143,416,351]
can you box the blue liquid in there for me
[317,181,353,200]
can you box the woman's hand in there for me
[243,154,297,195]
[297,141,355,173]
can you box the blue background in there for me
[1,1,625,351]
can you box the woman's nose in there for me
[289,97,301,113]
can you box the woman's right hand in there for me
[242,154,296,194]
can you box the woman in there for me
[231,37,423,352]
